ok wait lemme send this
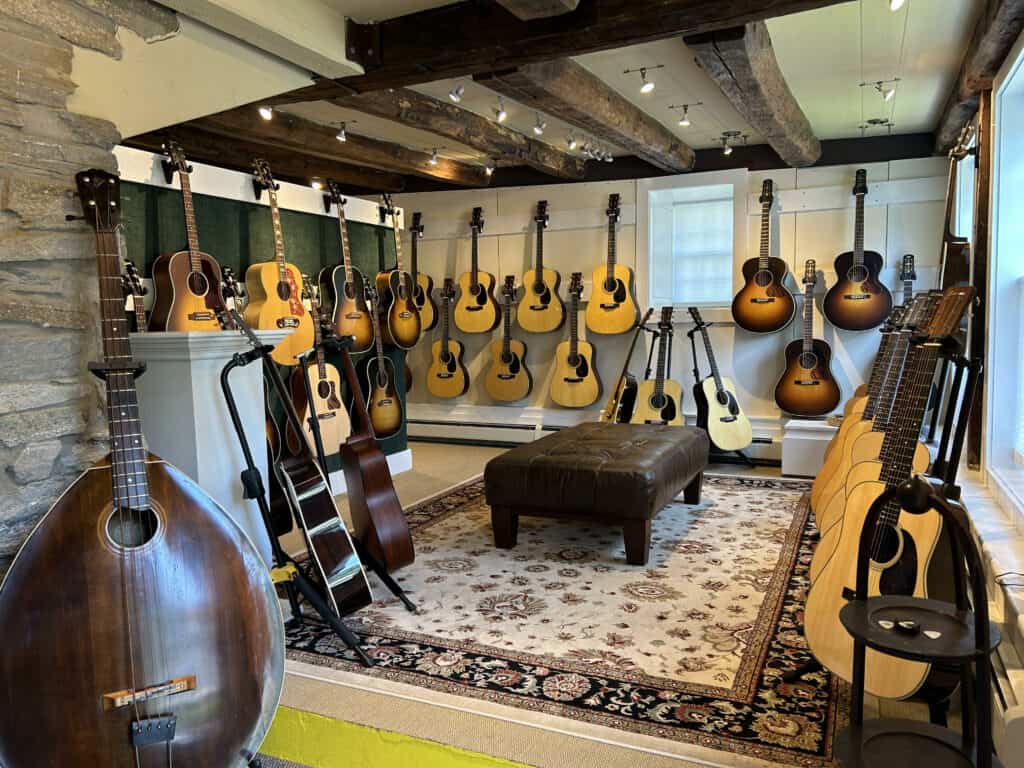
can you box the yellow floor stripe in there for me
[261,706,529,768]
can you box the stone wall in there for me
[0,0,176,574]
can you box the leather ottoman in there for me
[483,422,709,565]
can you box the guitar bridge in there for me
[187,311,214,321]
[466,306,483,312]
[528,304,548,311]
[842,294,870,300]
[497,374,515,380]
[317,412,336,421]
[599,303,620,310]
[103,676,196,711]
[750,298,775,304]
[436,373,453,379]
[277,317,300,329]
[794,380,821,386]
[344,312,363,320]
[563,377,583,383]
[720,416,737,423]
[399,311,412,319]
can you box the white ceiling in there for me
[321,0,452,23]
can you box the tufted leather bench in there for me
[483,422,709,565]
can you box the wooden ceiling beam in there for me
[124,126,405,193]
[934,0,1024,154]
[329,88,586,179]
[186,108,491,187]
[495,0,581,20]
[476,59,694,172]
[685,23,820,167]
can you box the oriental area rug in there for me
[285,474,848,767]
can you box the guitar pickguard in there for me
[283,267,305,317]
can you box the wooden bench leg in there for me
[683,471,703,505]
[623,519,651,566]
[492,505,519,549]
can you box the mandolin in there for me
[377,194,422,349]
[426,278,470,399]
[148,140,229,332]
[586,193,639,335]
[486,276,533,402]
[630,307,684,425]
[689,307,753,451]
[221,265,246,313]
[409,212,438,331]
[364,284,404,437]
[320,181,373,352]
[243,159,315,366]
[774,260,842,417]
[599,307,654,423]
[121,259,148,333]
[0,170,285,767]
[454,206,501,333]
[286,280,352,456]
[518,200,565,333]
[731,179,796,333]
[804,286,975,700]
[551,272,601,408]
[822,169,893,331]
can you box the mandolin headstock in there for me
[75,169,121,231]
[659,306,674,329]
[503,275,516,299]
[606,193,621,222]
[471,206,484,233]
[852,168,868,196]
[569,272,583,297]
[535,200,549,228]
[759,179,773,206]
[900,254,917,282]
[803,259,817,286]
[441,277,455,302]
[325,180,346,207]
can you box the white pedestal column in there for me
[781,418,839,478]
[130,330,291,566]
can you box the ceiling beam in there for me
[330,89,586,179]
[185,108,491,187]
[124,127,405,193]
[685,23,820,167]
[476,59,694,172]
[934,0,1024,154]
[495,0,581,20]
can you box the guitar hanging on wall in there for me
[377,194,422,349]
[518,200,565,333]
[486,276,533,402]
[551,272,601,407]
[409,212,438,331]
[320,181,374,352]
[822,169,893,331]
[426,278,470,399]
[586,193,639,335]
[363,284,404,437]
[689,307,753,451]
[630,307,684,425]
[454,206,500,333]
[731,179,796,333]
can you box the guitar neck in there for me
[178,172,202,271]
[802,284,814,354]
[700,325,724,392]
[606,216,617,283]
[569,294,580,358]
[471,228,479,287]
[862,328,898,420]
[758,201,770,269]
[337,208,354,284]
[441,298,450,353]
[853,193,865,267]
[267,186,287,282]
[391,212,405,273]
[410,231,419,281]
[536,224,544,274]
[653,329,669,397]
[502,294,512,357]
[903,279,913,305]
[313,309,326,379]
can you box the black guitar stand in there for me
[220,339,372,667]
[296,334,418,614]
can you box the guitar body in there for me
[243,261,315,366]
[823,251,892,331]
[484,339,532,402]
[774,339,842,417]
[697,376,753,451]
[320,265,373,352]
[454,271,501,333]
[630,379,684,426]
[377,270,422,349]
[731,257,796,333]
[812,406,869,511]
[148,250,224,332]
[517,268,565,333]
[414,273,438,331]
[585,263,639,334]
[365,355,403,438]
[286,362,352,456]
[0,455,284,767]
[426,339,470,399]
[550,340,601,407]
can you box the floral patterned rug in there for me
[286,474,847,767]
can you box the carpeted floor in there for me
[285,475,848,767]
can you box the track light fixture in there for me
[623,64,664,95]
[860,79,900,102]
[566,132,578,150]
[494,99,507,123]
[429,148,439,166]
[449,84,465,103]
[336,122,347,142]
[668,102,702,127]
[532,113,546,136]
[889,0,905,10]
[258,105,273,121]
[720,130,741,157]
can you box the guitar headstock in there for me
[381,193,396,216]
[759,179,773,206]
[471,206,484,233]
[503,275,515,299]
[411,212,424,238]
[535,200,549,228]
[852,168,868,196]
[900,254,917,282]
[364,282,380,312]
[162,139,191,178]
[325,180,346,207]
[803,259,817,286]
[607,193,621,222]
[252,158,278,192]
[122,259,147,298]
[221,266,244,300]
[75,169,121,231]
[923,285,976,340]
[301,275,320,310]
[441,277,454,302]
[687,306,704,326]
[569,272,583,297]
[659,306,674,328]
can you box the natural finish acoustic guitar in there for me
[486,276,533,402]
[377,194,422,349]
[409,212,438,331]
[455,206,501,333]
[689,307,753,451]
[586,193,639,335]
[551,273,601,408]
[148,140,229,332]
[0,170,285,768]
[630,307,683,425]
[774,260,842,417]
[599,307,654,424]
[426,278,470,399]
[518,200,565,333]
[822,169,893,331]
[731,179,796,333]
[364,284,404,437]
[319,181,373,352]
[244,159,315,366]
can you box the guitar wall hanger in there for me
[159,152,191,185]
[323,191,346,214]
[251,175,280,201]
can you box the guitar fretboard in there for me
[605,215,617,286]
[653,326,669,399]
[440,294,451,355]
[569,293,580,360]
[758,200,771,270]
[337,204,354,285]
[267,185,287,284]
[471,226,480,289]
[390,208,405,273]
[698,325,724,394]
[178,171,202,273]
[502,293,512,358]
[802,282,815,355]
[410,228,420,282]
[536,219,544,275]
[861,327,898,421]
[853,191,865,267]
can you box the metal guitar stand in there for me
[220,339,372,667]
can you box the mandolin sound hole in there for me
[798,352,818,370]
[276,281,291,301]
[846,264,869,283]
[186,270,209,296]
[753,269,774,288]
[106,507,159,549]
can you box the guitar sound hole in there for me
[186,270,209,296]
[440,351,452,364]
[469,283,482,296]
[716,390,730,406]
[603,278,617,293]
[798,352,818,370]
[871,523,901,566]
[343,283,357,300]
[846,264,869,283]
[501,352,513,365]
[532,282,546,296]
[651,394,666,409]
[106,508,159,549]
[276,281,291,301]
[568,354,580,368]
[317,380,332,399]
[376,371,389,389]
[753,269,774,288]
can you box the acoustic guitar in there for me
[286,280,352,456]
[485,276,533,402]
[243,159,315,366]
[426,278,470,399]
[364,284,404,438]
[551,273,601,408]
[731,179,796,333]
[409,212,438,331]
[586,193,639,335]
[0,170,285,767]
[148,140,228,332]
[774,260,842,417]
[630,307,683,425]
[454,206,501,333]
[689,307,753,451]
[803,286,975,700]
[822,169,893,331]
[599,307,654,424]
[377,194,422,349]
[320,181,373,352]
[938,131,972,289]
[518,200,565,333]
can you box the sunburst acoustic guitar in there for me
[630,307,683,426]
[731,179,796,333]
[377,194,422,349]
[320,181,373,352]
[409,212,438,331]
[586,193,639,335]
[454,206,500,333]
[363,285,403,438]
[486,276,533,402]
[426,278,470,399]
[518,200,564,333]
[551,273,601,408]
